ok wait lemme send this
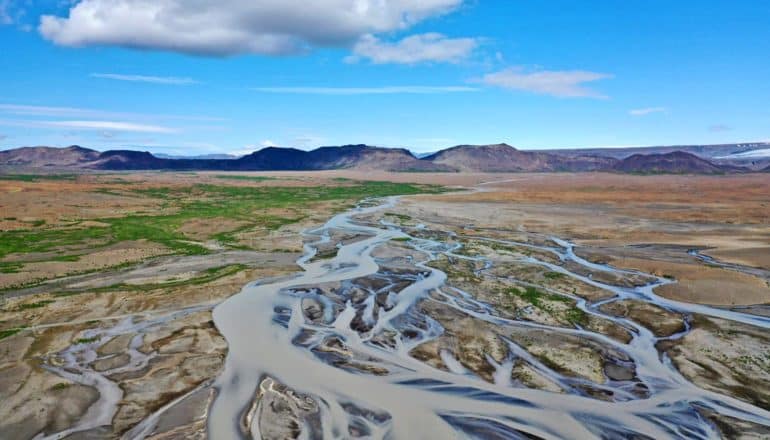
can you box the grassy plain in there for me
[0,171,444,438]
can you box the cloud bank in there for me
[479,67,612,98]
[251,86,479,95]
[0,118,177,133]
[0,0,14,25]
[46,120,177,133]
[0,103,220,121]
[629,107,666,116]
[91,73,199,85]
[39,0,463,56]
[348,33,478,64]
[708,124,733,132]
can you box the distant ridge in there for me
[425,143,614,172]
[155,153,239,160]
[540,142,770,160]
[0,145,99,167]
[611,151,736,174]
[540,142,770,171]
[0,143,758,174]
[79,144,449,172]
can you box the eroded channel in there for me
[206,197,770,439]
[36,195,770,439]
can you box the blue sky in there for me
[0,0,768,155]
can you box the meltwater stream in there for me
[208,196,770,439]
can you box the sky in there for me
[0,0,769,155]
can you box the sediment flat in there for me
[1,171,768,438]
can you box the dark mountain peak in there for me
[99,150,156,159]
[65,145,97,154]
[245,146,305,156]
[347,144,416,156]
[325,144,369,150]
[91,150,169,170]
[624,150,700,161]
[613,150,725,174]
[232,146,311,170]
[313,144,414,156]
[444,143,516,152]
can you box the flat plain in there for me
[1,171,768,438]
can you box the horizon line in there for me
[2,140,770,156]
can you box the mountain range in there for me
[542,142,770,171]
[0,143,762,174]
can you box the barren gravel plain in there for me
[1,171,768,439]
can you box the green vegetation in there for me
[53,291,82,298]
[73,264,249,295]
[386,212,412,221]
[52,383,71,391]
[565,308,589,326]
[0,174,77,182]
[0,180,445,290]
[51,254,81,262]
[0,327,24,340]
[505,286,568,309]
[0,262,24,273]
[15,300,55,311]
[430,257,482,284]
[0,226,111,259]
[309,247,343,262]
[544,271,564,280]
[392,237,412,242]
[74,337,99,345]
[504,286,588,326]
[116,181,442,254]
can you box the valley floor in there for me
[0,171,768,438]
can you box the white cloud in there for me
[251,86,479,95]
[45,120,177,133]
[0,104,103,118]
[260,140,278,147]
[478,67,613,98]
[0,103,221,121]
[347,33,477,64]
[0,0,13,25]
[629,107,666,116]
[91,73,199,85]
[0,118,176,133]
[709,124,732,132]
[39,0,463,56]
